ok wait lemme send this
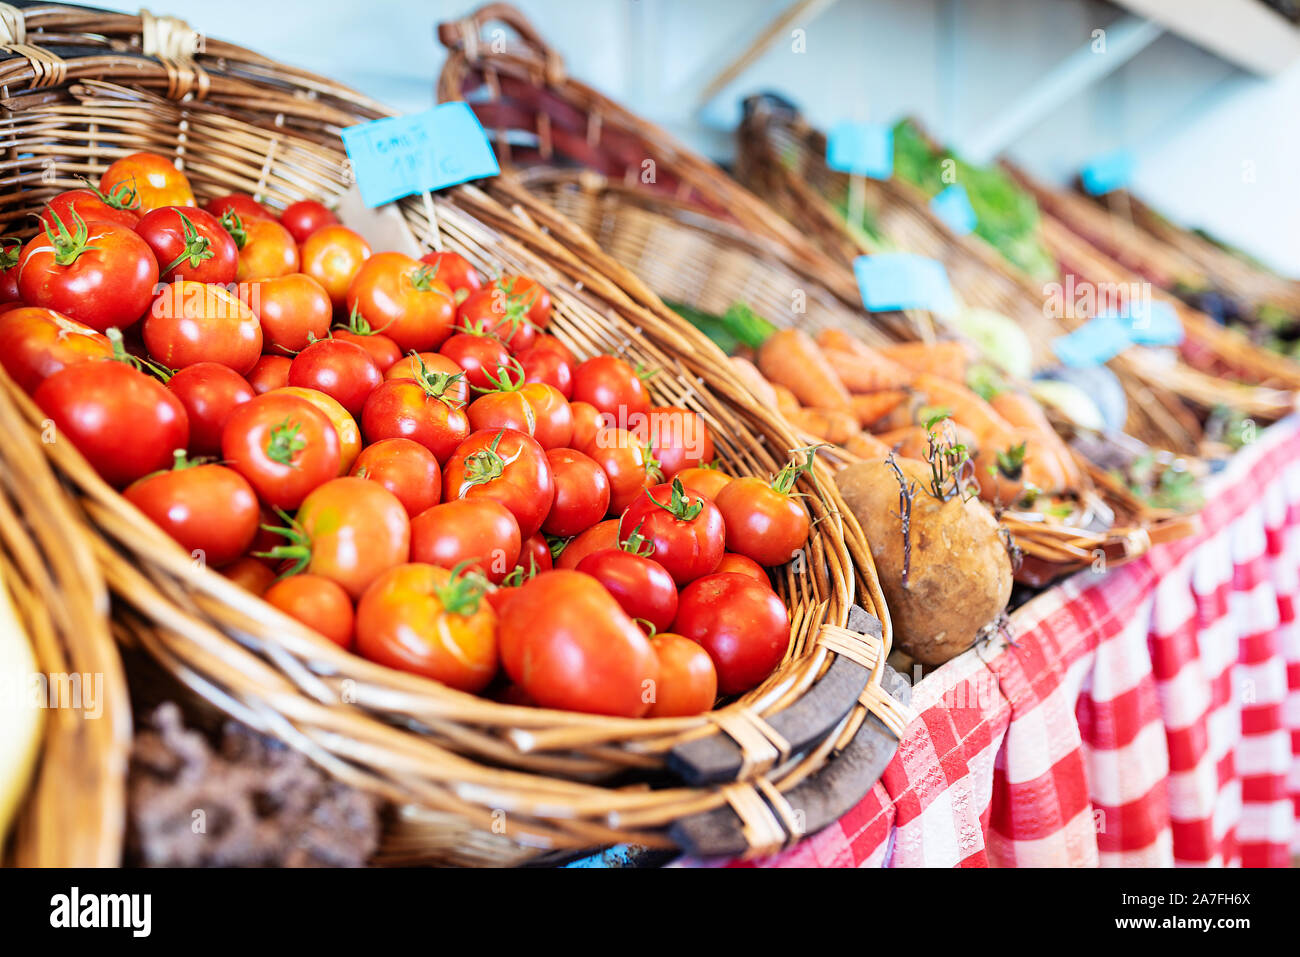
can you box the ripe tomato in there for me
[713,451,814,566]
[384,351,470,403]
[553,519,619,570]
[287,338,382,418]
[632,406,714,478]
[581,426,661,515]
[135,206,238,285]
[442,429,554,540]
[439,331,511,391]
[714,552,771,587]
[235,218,298,282]
[675,466,732,502]
[673,573,790,695]
[34,360,188,487]
[41,186,140,230]
[346,252,457,352]
[647,633,717,717]
[0,307,112,393]
[351,437,441,517]
[418,250,482,297]
[143,281,263,375]
[333,306,401,371]
[0,241,19,302]
[124,451,259,567]
[221,392,339,509]
[516,343,574,398]
[279,199,339,244]
[266,476,409,599]
[492,274,551,327]
[571,355,651,420]
[467,367,572,449]
[457,285,537,353]
[618,479,725,587]
[18,214,158,333]
[99,152,195,212]
[166,361,255,456]
[204,193,274,223]
[362,372,470,464]
[239,273,331,354]
[222,555,276,596]
[269,385,360,474]
[576,546,678,633]
[300,225,371,309]
[247,354,291,394]
[264,574,354,649]
[410,499,520,584]
[542,448,610,537]
[498,570,658,716]
[569,400,603,451]
[519,534,554,575]
[356,562,498,691]
[467,386,534,436]
[531,334,575,364]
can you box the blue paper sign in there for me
[1125,299,1184,346]
[853,253,956,316]
[826,122,893,179]
[929,183,977,236]
[341,102,499,208]
[1080,149,1135,196]
[1052,299,1183,367]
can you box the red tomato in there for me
[99,152,195,213]
[569,400,603,452]
[221,392,340,509]
[647,633,717,717]
[222,555,276,596]
[554,519,621,570]
[239,273,331,355]
[442,429,554,540]
[618,479,725,587]
[124,451,259,567]
[204,193,274,223]
[457,284,538,353]
[410,498,521,584]
[41,187,140,230]
[247,354,291,394]
[350,437,441,517]
[675,466,732,502]
[166,361,255,456]
[714,552,771,587]
[498,570,658,716]
[333,305,402,370]
[571,355,651,421]
[269,386,361,475]
[143,281,263,374]
[418,250,482,297]
[581,426,662,515]
[347,252,457,352]
[235,218,298,282]
[264,574,354,649]
[300,225,372,309]
[279,199,339,244]
[355,562,498,691]
[467,366,572,449]
[542,448,611,538]
[576,547,678,633]
[631,406,714,479]
[0,241,19,302]
[287,338,382,418]
[17,214,158,333]
[519,533,554,576]
[493,274,552,327]
[439,332,511,391]
[135,206,238,285]
[384,351,470,403]
[673,573,790,695]
[33,360,188,487]
[0,307,112,393]
[467,387,534,436]
[713,452,813,566]
[361,373,470,464]
[530,334,575,364]
[267,476,409,599]
[516,343,574,398]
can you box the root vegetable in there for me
[757,328,851,408]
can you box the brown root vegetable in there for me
[757,328,851,409]
[836,457,1012,665]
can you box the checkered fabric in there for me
[692,416,1300,868]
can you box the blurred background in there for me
[95,0,1300,276]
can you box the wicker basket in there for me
[0,2,910,865]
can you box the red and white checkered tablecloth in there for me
[698,416,1300,868]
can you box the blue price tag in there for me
[1125,299,1184,346]
[826,122,893,179]
[853,253,956,316]
[1052,313,1132,367]
[341,102,499,208]
[1080,149,1135,196]
[929,183,977,236]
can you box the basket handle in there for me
[437,3,566,85]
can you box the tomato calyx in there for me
[42,207,99,266]
[632,361,657,383]
[498,554,541,588]
[337,302,395,338]
[645,478,704,522]
[255,508,312,578]
[105,327,174,381]
[618,521,656,558]
[474,357,526,394]
[264,417,308,467]
[162,211,216,275]
[545,533,569,560]
[406,351,466,408]
[218,209,248,249]
[642,442,665,485]
[771,444,822,495]
[434,560,489,616]
[410,264,452,296]
[460,431,508,489]
[78,176,141,212]
[0,238,21,270]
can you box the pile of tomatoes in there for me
[0,151,819,718]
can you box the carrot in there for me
[843,431,894,460]
[786,407,860,445]
[729,356,778,410]
[851,390,908,428]
[822,346,912,393]
[910,373,1016,448]
[815,329,865,355]
[879,341,970,383]
[772,383,802,417]
[990,391,1082,489]
[757,328,852,409]
[874,426,931,461]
